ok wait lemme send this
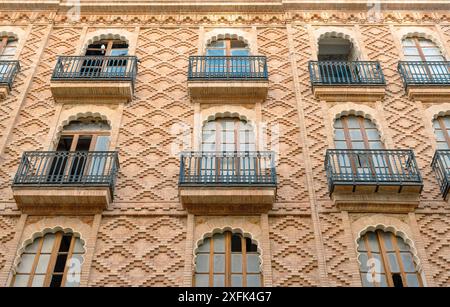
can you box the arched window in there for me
[433,116,450,150]
[318,36,356,61]
[11,232,84,287]
[47,116,111,183]
[202,117,255,152]
[206,38,249,56]
[402,37,445,62]
[194,231,261,287]
[0,36,17,60]
[82,39,129,76]
[334,115,383,150]
[357,230,422,287]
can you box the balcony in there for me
[0,61,20,99]
[179,151,277,214]
[11,151,119,214]
[309,61,386,101]
[398,61,450,101]
[50,56,138,103]
[325,149,423,212]
[187,56,269,102]
[431,150,450,200]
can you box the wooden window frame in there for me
[435,116,450,149]
[194,231,262,287]
[360,230,423,288]
[11,232,81,287]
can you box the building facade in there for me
[0,0,449,287]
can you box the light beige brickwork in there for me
[0,1,449,287]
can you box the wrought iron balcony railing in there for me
[0,60,20,90]
[188,56,268,80]
[398,61,450,88]
[309,61,385,86]
[51,55,138,87]
[325,149,423,194]
[179,151,276,186]
[13,151,120,197]
[431,149,450,199]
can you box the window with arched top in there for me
[202,117,255,152]
[11,232,84,287]
[334,115,383,150]
[194,231,261,287]
[402,37,445,62]
[206,38,249,57]
[433,116,450,150]
[82,39,129,76]
[357,230,422,287]
[0,36,17,60]
[46,116,111,184]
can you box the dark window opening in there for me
[392,273,404,288]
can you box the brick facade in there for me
[0,1,449,287]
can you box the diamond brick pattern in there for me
[88,216,186,286]
[0,216,18,272]
[269,216,319,286]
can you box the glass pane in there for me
[16,254,35,273]
[197,239,210,253]
[366,232,379,252]
[64,274,81,287]
[406,274,420,287]
[73,239,84,253]
[230,235,242,253]
[231,49,249,56]
[41,234,56,253]
[209,40,225,48]
[213,275,225,287]
[206,49,225,56]
[349,129,362,141]
[358,252,369,272]
[366,129,381,141]
[195,274,209,287]
[213,234,225,252]
[246,238,257,252]
[396,237,410,251]
[346,116,360,128]
[213,254,225,273]
[32,275,45,287]
[382,232,394,251]
[195,254,210,273]
[379,274,388,287]
[25,239,40,253]
[387,253,400,273]
[246,275,261,287]
[357,239,367,252]
[334,129,345,140]
[371,253,384,273]
[12,274,30,287]
[35,254,51,274]
[246,254,260,273]
[231,274,243,287]
[361,274,374,287]
[59,235,72,253]
[231,254,242,273]
[401,252,416,273]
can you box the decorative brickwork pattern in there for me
[320,213,354,286]
[0,216,18,272]
[416,214,450,286]
[114,28,197,203]
[0,27,80,201]
[88,216,187,286]
[269,216,319,286]
[257,27,309,208]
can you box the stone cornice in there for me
[0,0,449,13]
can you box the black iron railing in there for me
[13,151,120,197]
[188,56,268,80]
[51,56,138,88]
[0,60,20,90]
[431,149,450,199]
[179,151,276,186]
[398,61,450,88]
[309,61,385,86]
[325,149,422,193]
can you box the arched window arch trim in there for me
[12,227,86,275]
[193,227,263,272]
[80,30,135,55]
[204,29,254,55]
[55,112,111,143]
[315,27,363,60]
[355,224,422,274]
[329,105,387,147]
[397,28,448,60]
